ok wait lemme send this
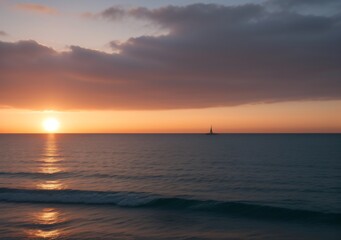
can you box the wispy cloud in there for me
[80,11,96,19]
[14,3,58,15]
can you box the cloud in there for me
[266,0,341,15]
[101,6,125,20]
[267,0,341,9]
[14,3,58,15]
[0,30,7,36]
[82,7,125,21]
[1,3,341,110]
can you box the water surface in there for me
[0,134,340,239]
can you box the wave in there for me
[0,188,339,224]
[0,171,164,180]
[0,171,70,178]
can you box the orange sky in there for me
[1,101,340,133]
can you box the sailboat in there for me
[206,125,217,135]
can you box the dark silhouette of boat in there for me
[206,126,217,135]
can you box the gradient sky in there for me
[1,0,341,133]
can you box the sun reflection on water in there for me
[37,134,67,190]
[26,135,69,238]
[37,180,64,190]
[37,208,60,224]
[27,229,61,239]
[39,165,62,174]
[26,208,64,239]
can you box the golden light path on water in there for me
[37,134,65,191]
[28,134,67,239]
[26,208,63,239]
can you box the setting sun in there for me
[43,118,60,133]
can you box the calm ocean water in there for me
[0,134,340,239]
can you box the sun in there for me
[43,118,60,133]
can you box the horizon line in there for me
[0,132,340,135]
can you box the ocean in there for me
[0,134,340,239]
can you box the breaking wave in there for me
[0,188,339,224]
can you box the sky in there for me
[0,0,341,133]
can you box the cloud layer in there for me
[1,1,341,110]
